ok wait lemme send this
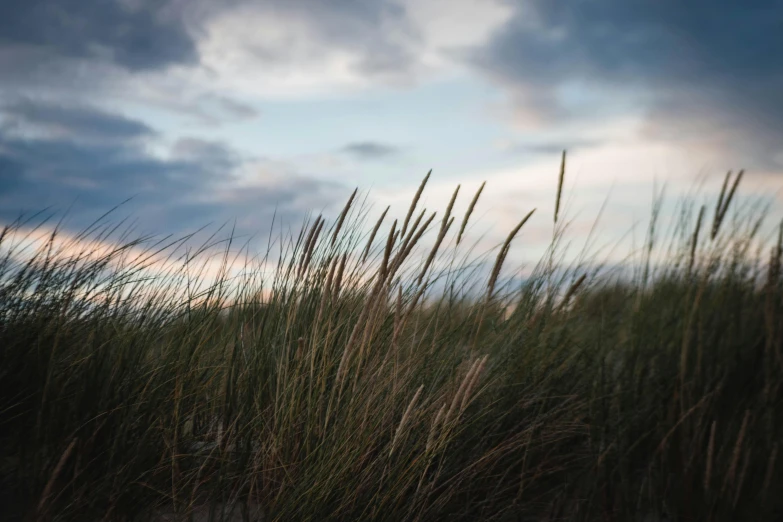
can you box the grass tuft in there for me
[1,156,781,521]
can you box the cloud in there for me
[0,0,438,128]
[203,94,260,120]
[0,0,198,72]
[0,100,344,239]
[193,0,426,97]
[497,139,600,157]
[189,0,515,97]
[466,0,783,171]
[1,98,155,142]
[0,2,262,132]
[340,141,403,161]
[170,137,240,172]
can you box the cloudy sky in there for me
[1,0,781,269]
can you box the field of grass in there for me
[1,157,781,521]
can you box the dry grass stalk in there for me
[458,181,485,245]
[402,208,427,247]
[477,210,534,350]
[379,219,398,283]
[704,420,716,492]
[681,279,706,400]
[325,253,339,291]
[389,211,437,280]
[442,184,460,230]
[426,404,446,453]
[460,355,488,412]
[555,150,566,224]
[762,442,778,501]
[764,227,782,396]
[356,281,394,371]
[401,170,431,240]
[304,217,325,279]
[723,169,744,220]
[332,253,347,304]
[310,257,338,392]
[362,205,390,262]
[559,273,587,312]
[712,170,732,239]
[37,437,79,515]
[711,169,744,240]
[689,205,706,277]
[401,282,428,328]
[444,357,484,428]
[298,215,322,278]
[722,409,751,495]
[334,274,391,397]
[336,318,363,386]
[655,390,715,456]
[390,384,424,457]
[392,285,403,345]
[733,446,752,508]
[487,209,536,301]
[332,187,358,246]
[418,186,459,285]
[390,230,400,256]
[315,255,338,324]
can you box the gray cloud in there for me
[0,1,214,128]
[171,138,240,173]
[0,1,385,242]
[0,0,419,130]
[340,141,403,161]
[501,139,599,157]
[468,0,783,170]
[240,0,420,80]
[0,101,344,239]
[1,98,155,141]
[0,0,198,72]
[0,0,421,80]
[206,95,260,121]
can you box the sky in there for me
[1,0,782,275]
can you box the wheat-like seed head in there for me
[487,208,536,300]
[390,384,424,457]
[458,181,485,246]
[362,205,389,263]
[426,404,446,453]
[555,150,566,224]
[460,354,488,412]
[332,187,357,246]
[401,170,431,239]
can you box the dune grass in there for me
[0,158,781,521]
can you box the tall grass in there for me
[0,158,781,521]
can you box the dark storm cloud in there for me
[0,0,198,72]
[341,141,402,161]
[469,0,783,169]
[0,102,344,238]
[2,98,155,141]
